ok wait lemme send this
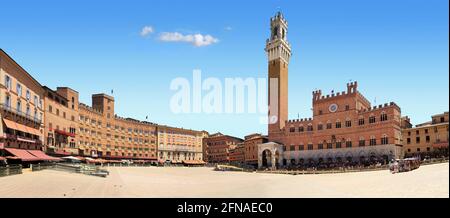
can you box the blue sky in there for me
[1,0,448,138]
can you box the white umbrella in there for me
[62,156,81,161]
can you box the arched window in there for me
[26,90,31,101]
[336,140,342,148]
[5,95,11,108]
[345,118,352,127]
[16,100,22,113]
[299,144,304,151]
[381,134,389,145]
[318,142,324,150]
[370,136,377,146]
[359,137,365,147]
[5,75,12,90]
[16,83,22,96]
[26,105,30,116]
[358,116,365,126]
[346,138,352,148]
[335,119,342,128]
[299,125,304,132]
[318,122,323,131]
[289,125,295,133]
[327,141,333,149]
[307,123,313,131]
[326,121,332,129]
[369,114,376,124]
[380,112,388,122]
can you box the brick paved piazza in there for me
[0,163,448,198]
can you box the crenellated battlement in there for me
[79,103,103,115]
[313,90,349,102]
[347,81,358,94]
[312,90,322,101]
[270,11,288,27]
[358,102,401,114]
[114,115,158,126]
[286,117,313,124]
[311,81,374,108]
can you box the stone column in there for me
[258,152,262,169]
[271,154,276,170]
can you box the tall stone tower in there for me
[266,12,291,133]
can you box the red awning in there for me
[4,148,40,161]
[0,157,5,161]
[3,118,40,136]
[103,155,156,161]
[433,142,449,148]
[54,129,75,137]
[27,150,61,161]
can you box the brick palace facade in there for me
[258,12,404,169]
[203,133,243,163]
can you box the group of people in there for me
[405,150,449,161]
[0,159,6,167]
[282,158,388,171]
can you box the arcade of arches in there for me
[258,142,402,169]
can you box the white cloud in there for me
[140,26,154,37]
[159,32,219,47]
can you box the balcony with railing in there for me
[3,133,42,145]
[0,103,42,124]
[158,144,202,153]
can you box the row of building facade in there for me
[202,111,448,169]
[0,49,207,164]
[2,42,447,168]
[1,13,448,168]
[201,108,448,169]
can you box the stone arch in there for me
[316,153,324,163]
[345,151,353,162]
[368,150,377,162]
[325,152,333,163]
[261,149,273,168]
[258,142,284,169]
[335,151,343,162]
